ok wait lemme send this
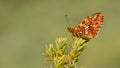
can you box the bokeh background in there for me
[0,0,120,68]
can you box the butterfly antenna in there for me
[65,14,70,27]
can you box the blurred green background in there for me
[0,0,120,68]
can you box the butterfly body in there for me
[67,13,104,39]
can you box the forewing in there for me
[79,13,104,38]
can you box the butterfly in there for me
[67,13,104,39]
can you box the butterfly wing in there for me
[68,13,104,39]
[80,13,104,38]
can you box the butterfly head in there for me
[67,27,74,33]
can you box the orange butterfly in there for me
[67,13,104,39]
